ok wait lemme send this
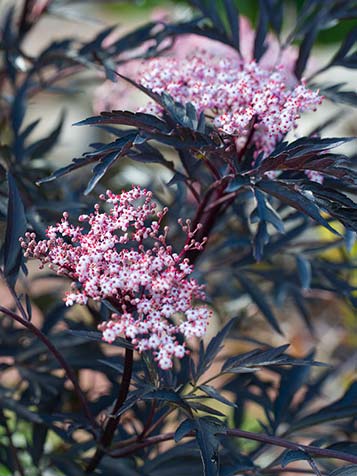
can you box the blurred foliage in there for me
[106,0,357,44]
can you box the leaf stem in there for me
[145,407,175,437]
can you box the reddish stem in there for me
[204,159,221,180]
[85,346,134,473]
[18,0,36,36]
[109,428,357,465]
[110,407,176,452]
[185,182,227,264]
[138,400,157,440]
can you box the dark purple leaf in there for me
[4,173,27,287]
[254,0,269,61]
[257,180,339,235]
[199,385,237,408]
[236,273,283,334]
[223,0,240,51]
[330,26,357,64]
[75,110,170,133]
[281,449,311,467]
[294,21,319,79]
[26,112,65,160]
[296,255,312,290]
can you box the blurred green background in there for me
[105,0,357,43]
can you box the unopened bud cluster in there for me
[20,186,211,370]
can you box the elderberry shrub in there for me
[1,2,357,476]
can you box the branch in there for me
[110,431,176,458]
[184,176,233,263]
[225,428,357,464]
[204,188,245,211]
[0,306,97,431]
[109,428,357,465]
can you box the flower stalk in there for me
[85,346,134,473]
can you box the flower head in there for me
[138,53,322,158]
[20,186,211,370]
[94,17,321,160]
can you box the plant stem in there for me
[109,407,176,452]
[185,181,227,264]
[109,428,357,465]
[262,468,328,475]
[226,428,357,464]
[111,432,176,458]
[145,407,175,437]
[0,306,97,431]
[85,347,134,473]
[204,158,221,180]
[138,400,157,440]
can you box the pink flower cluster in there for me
[138,52,322,157]
[20,187,211,370]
